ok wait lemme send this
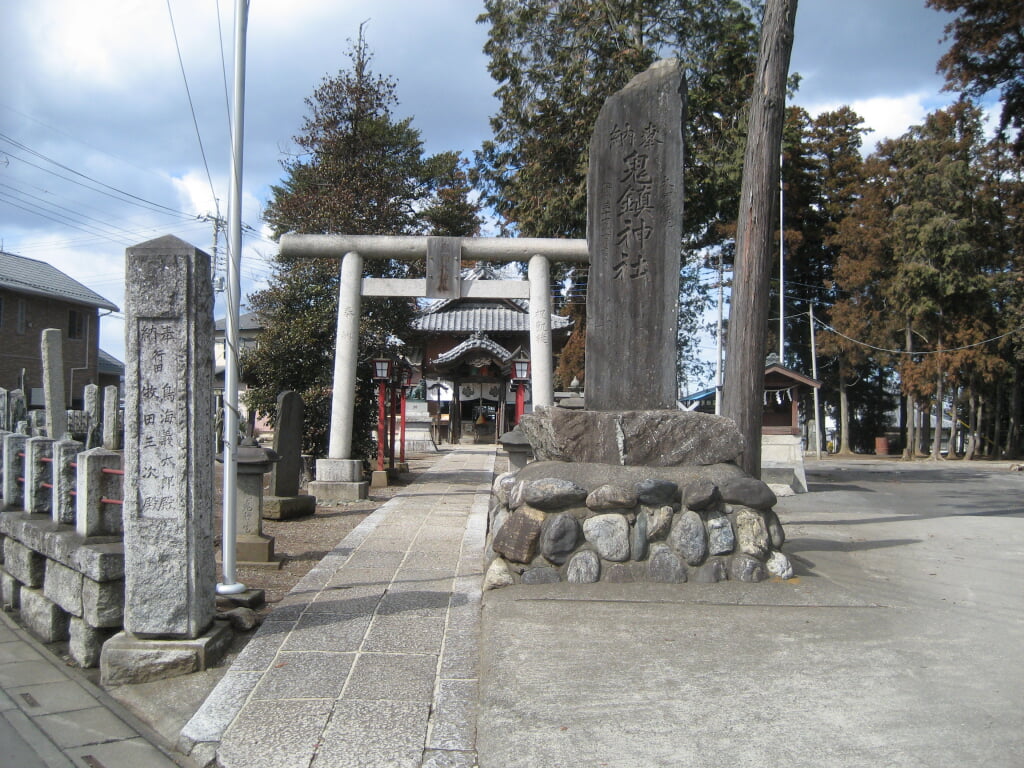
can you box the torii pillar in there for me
[282,235,585,500]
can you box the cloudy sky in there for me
[1,0,970,366]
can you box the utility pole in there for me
[809,301,822,458]
[218,0,249,597]
[715,249,724,415]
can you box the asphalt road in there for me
[478,458,1024,768]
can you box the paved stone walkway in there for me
[0,608,182,768]
[183,445,495,768]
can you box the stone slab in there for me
[308,480,368,502]
[100,619,232,685]
[261,494,317,520]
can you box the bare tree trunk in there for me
[931,349,944,460]
[838,370,853,455]
[991,380,1003,458]
[904,395,917,461]
[948,384,961,459]
[1006,364,1021,459]
[964,389,977,460]
[722,0,799,478]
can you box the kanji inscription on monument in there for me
[123,236,215,639]
[585,60,686,411]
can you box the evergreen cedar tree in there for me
[243,34,481,459]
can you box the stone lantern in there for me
[222,438,280,563]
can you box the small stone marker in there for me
[102,384,120,450]
[41,328,68,439]
[264,390,317,519]
[121,235,216,639]
[83,383,101,449]
[9,389,27,433]
[584,59,686,411]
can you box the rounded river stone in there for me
[764,508,786,549]
[566,549,601,583]
[693,557,729,583]
[643,505,674,540]
[582,514,630,562]
[492,471,516,506]
[668,509,707,565]
[730,553,767,582]
[483,558,515,591]
[720,476,777,510]
[706,512,736,556]
[647,543,687,583]
[586,483,638,510]
[522,566,561,585]
[735,508,769,557]
[522,478,589,510]
[636,478,678,506]
[540,512,581,565]
[683,478,721,511]
[766,550,794,579]
[630,510,648,561]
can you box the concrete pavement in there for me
[477,458,1024,767]
[0,606,185,768]
[182,444,495,768]
[5,450,1022,767]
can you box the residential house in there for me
[0,251,120,408]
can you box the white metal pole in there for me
[779,150,785,363]
[218,0,249,596]
[714,250,724,415]
[809,301,822,459]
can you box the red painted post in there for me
[377,380,387,472]
[399,385,408,464]
[388,383,398,470]
[515,383,526,425]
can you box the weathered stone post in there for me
[51,438,83,524]
[41,328,68,439]
[102,384,120,450]
[83,383,102,449]
[264,390,317,519]
[0,387,8,432]
[76,448,124,537]
[101,235,229,686]
[9,389,27,433]
[24,436,54,515]
[3,432,28,509]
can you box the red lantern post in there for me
[372,357,393,473]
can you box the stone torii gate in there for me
[280,233,587,500]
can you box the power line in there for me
[814,316,1024,356]
[165,0,220,218]
[0,133,197,221]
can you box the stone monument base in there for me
[308,479,369,501]
[236,533,275,563]
[100,619,232,685]
[311,458,369,501]
[262,494,317,520]
[486,409,795,590]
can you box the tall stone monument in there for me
[584,59,686,411]
[101,235,228,684]
[263,390,317,519]
[489,61,795,590]
[41,328,68,438]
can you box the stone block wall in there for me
[484,461,795,589]
[1,427,125,667]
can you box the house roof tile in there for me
[0,251,118,311]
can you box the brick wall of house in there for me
[0,289,100,406]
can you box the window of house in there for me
[16,299,26,334]
[0,295,4,328]
[69,309,85,340]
